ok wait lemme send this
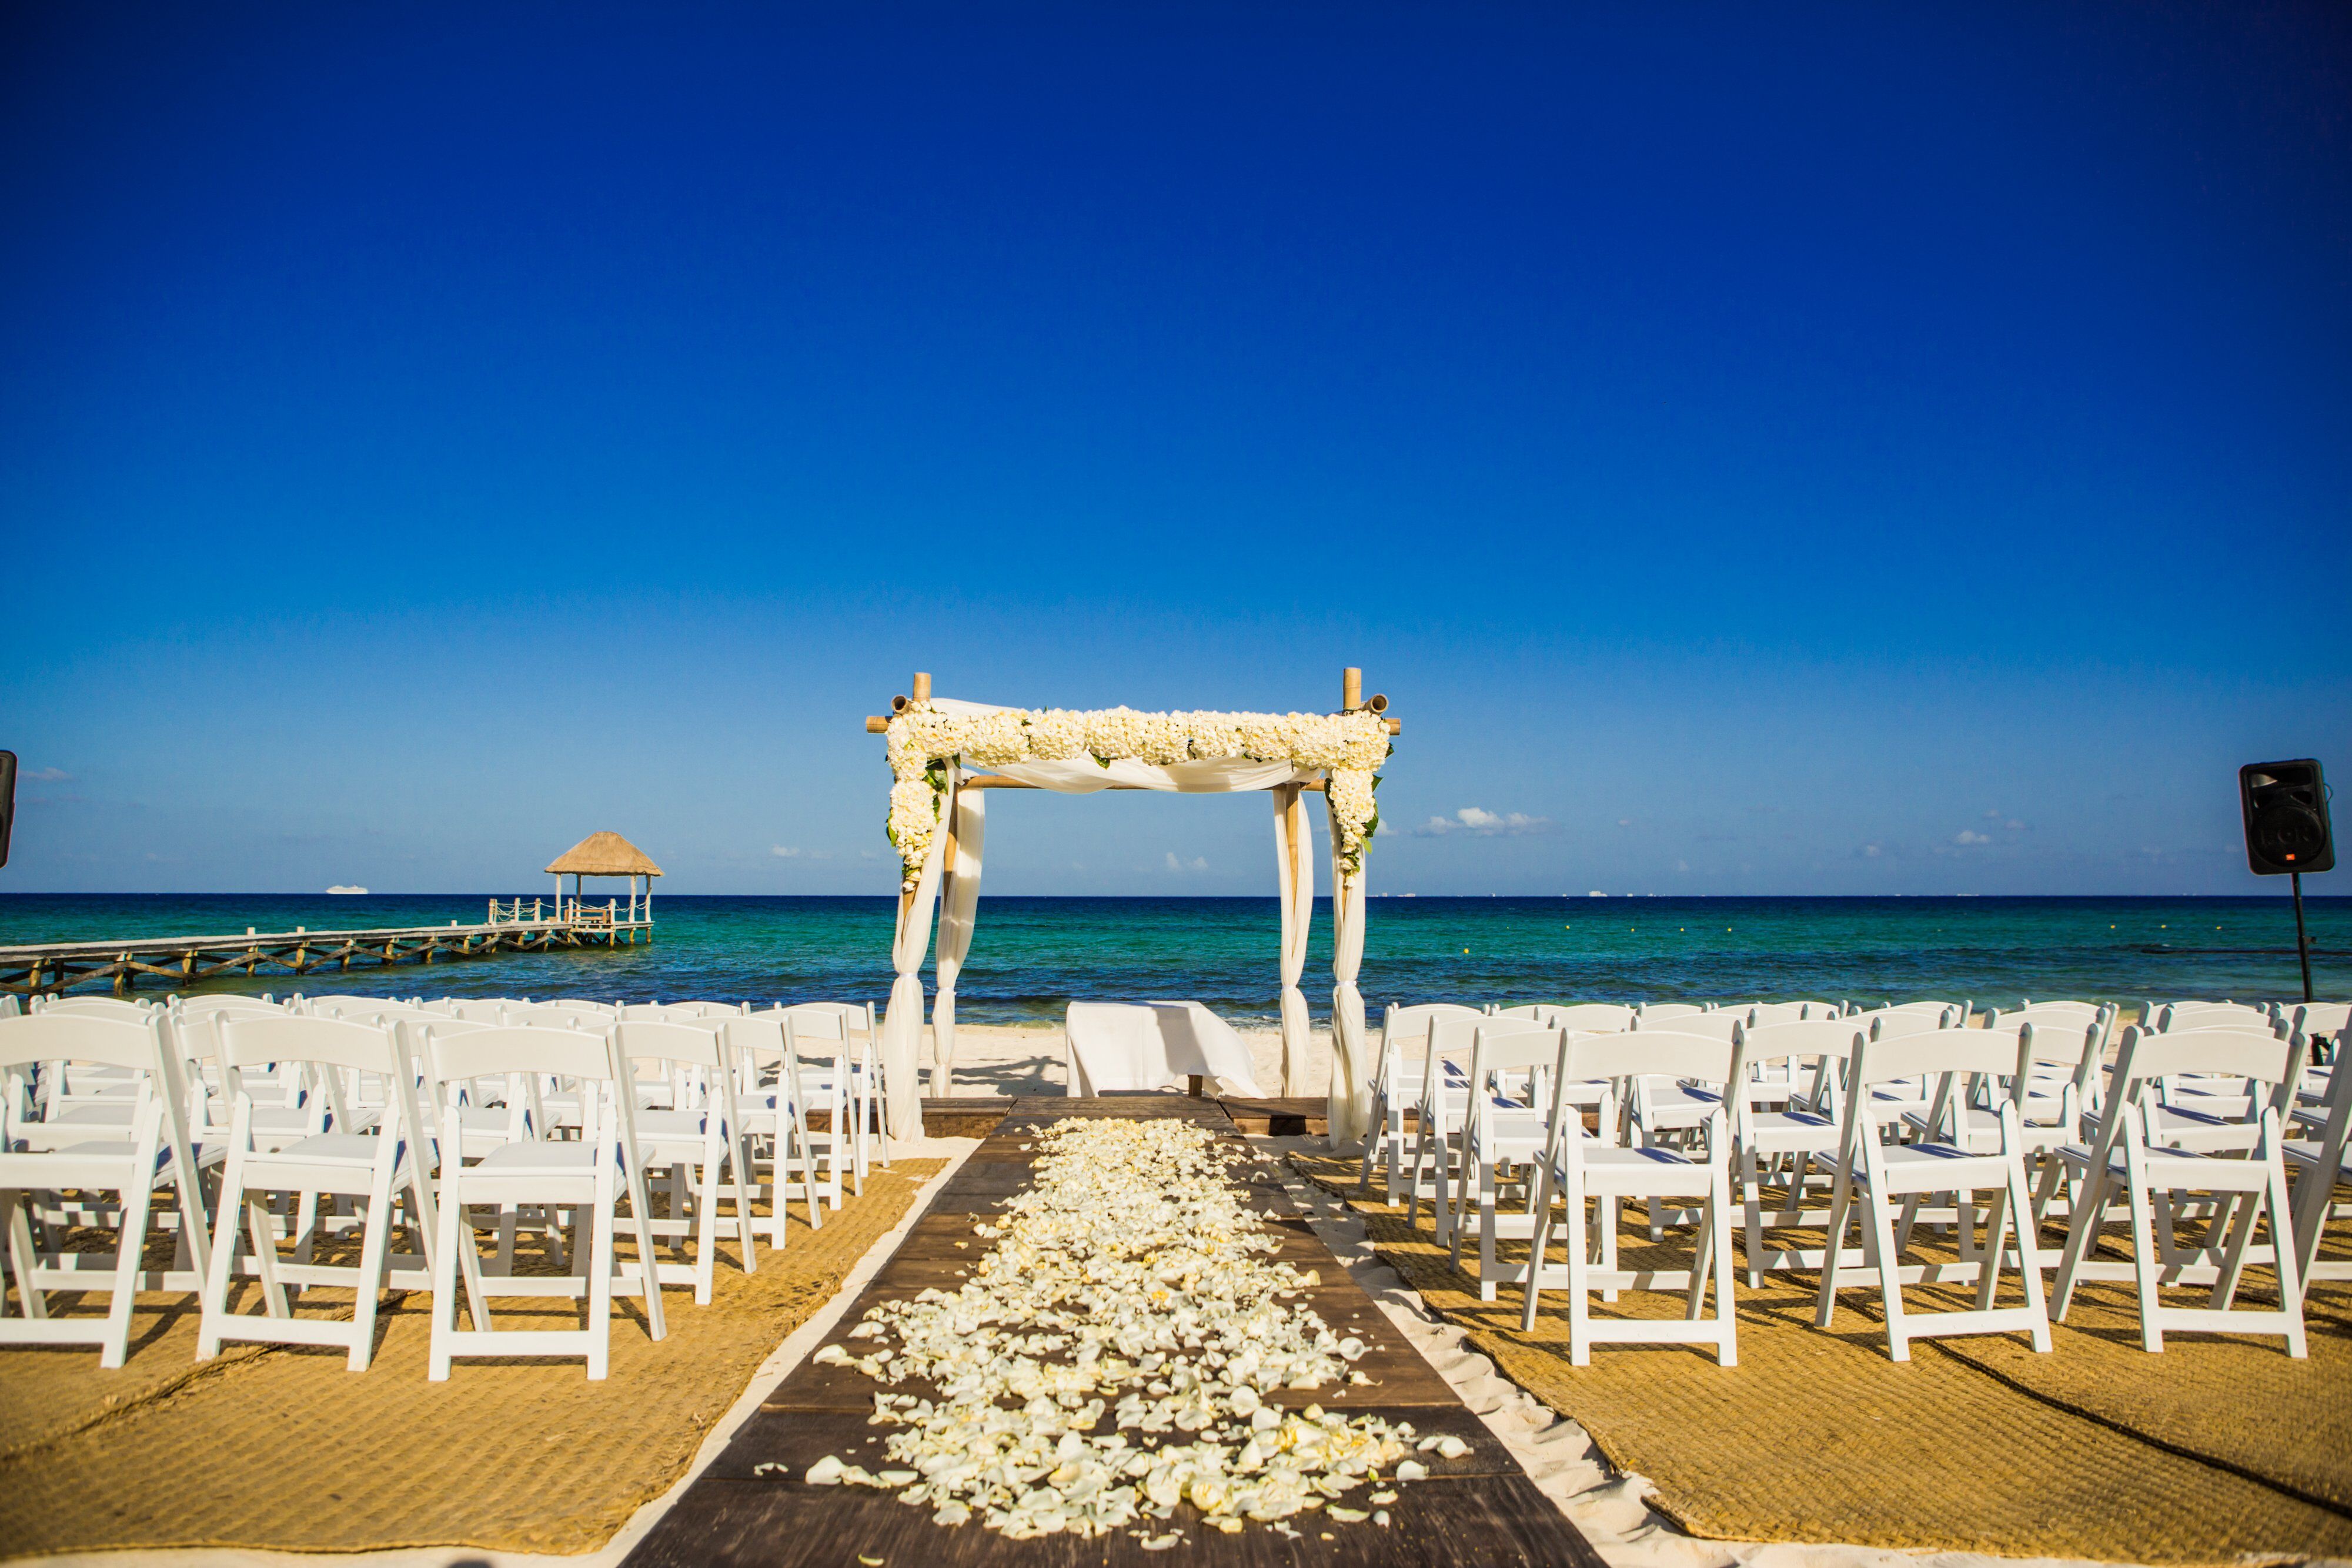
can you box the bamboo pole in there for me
[1342,667,1362,710]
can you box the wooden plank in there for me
[628,1469,1582,1567]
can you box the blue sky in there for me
[2,3,2347,898]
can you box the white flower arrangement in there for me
[801,1118,1433,1542]
[882,703,1390,890]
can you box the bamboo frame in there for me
[864,667,1401,736]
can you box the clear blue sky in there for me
[3,4,2347,898]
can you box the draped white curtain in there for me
[1271,783,1314,1095]
[930,787,987,1096]
[1325,791,1371,1149]
[881,769,954,1140]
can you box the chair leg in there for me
[100,1174,155,1369]
[2125,1168,2165,1353]
[2007,1152,2052,1352]
[1709,1165,1738,1366]
[1740,1141,1765,1288]
[428,1175,465,1382]
[1521,1163,1554,1333]
[348,1176,395,1372]
[1812,1165,1855,1329]
[1865,1181,1910,1362]
[2049,1162,2110,1321]
[2,1191,44,1320]
[1566,1184,1592,1368]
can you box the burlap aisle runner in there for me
[0,1159,943,1559]
[1290,1153,2352,1565]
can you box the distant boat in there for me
[326,885,368,895]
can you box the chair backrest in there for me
[1565,1029,1732,1086]
[763,1005,849,1048]
[216,1014,401,1076]
[664,1001,749,1019]
[1489,1004,1547,1021]
[175,995,288,1019]
[503,1004,615,1031]
[36,996,154,1019]
[2288,1002,2351,1039]
[1846,1027,2032,1092]
[1465,1019,1567,1075]
[613,1017,727,1069]
[423,1022,616,1085]
[1742,1002,1816,1027]
[550,998,620,1014]
[1543,1003,1636,1032]
[2158,1001,2273,1034]
[1730,1018,1865,1068]
[791,1001,874,1033]
[2114,1025,2300,1096]
[1635,1002,1705,1021]
[443,999,512,1022]
[721,1012,799,1064]
[1859,1007,1959,1039]
[1384,1004,1488,1046]
[1635,1009,1743,1042]
[2016,1017,2102,1072]
[0,1011,169,1075]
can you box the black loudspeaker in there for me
[0,751,14,869]
[2240,758,2334,876]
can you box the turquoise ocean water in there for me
[2,894,2344,1019]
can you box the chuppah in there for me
[863,669,1400,1148]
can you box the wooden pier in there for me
[0,905,651,998]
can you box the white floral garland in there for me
[884,703,1389,890]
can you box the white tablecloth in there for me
[1064,1001,1266,1098]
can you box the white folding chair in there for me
[2050,1026,2306,1355]
[1401,1013,1491,1242]
[1635,1002,1706,1022]
[614,1018,759,1304]
[1358,1003,1485,1201]
[1815,1028,2051,1362]
[423,1024,667,1380]
[194,1015,437,1370]
[767,1007,861,1206]
[0,1012,203,1366]
[1723,1019,1866,1285]
[1539,1004,1637,1033]
[793,1001,887,1171]
[723,1013,825,1246]
[2286,1057,2351,1299]
[1445,1021,1596,1301]
[1521,1029,1738,1366]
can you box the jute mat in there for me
[1292,1154,2352,1565]
[0,1160,943,1559]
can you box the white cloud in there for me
[1983,808,2002,819]
[1862,844,1882,858]
[1412,807,1552,838]
[24,766,71,783]
[771,845,801,858]
[1953,829,1993,846]
[1164,851,1208,873]
[1616,818,1633,828]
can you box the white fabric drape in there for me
[930,787,986,1097]
[981,757,1317,794]
[881,770,954,1141]
[1325,793,1371,1150]
[1271,783,1313,1096]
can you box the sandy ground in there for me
[919,1021,1334,1098]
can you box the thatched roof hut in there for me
[545,831,662,878]
[544,832,660,923]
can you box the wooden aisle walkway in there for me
[626,1096,1602,1567]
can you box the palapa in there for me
[543,831,662,878]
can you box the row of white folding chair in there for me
[2285,1058,2351,1298]
[3,1003,801,1374]
[1506,1022,2053,1367]
[1440,1020,1612,1301]
[0,1012,214,1366]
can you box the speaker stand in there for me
[2292,870,2314,1004]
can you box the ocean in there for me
[2,893,2344,1019]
